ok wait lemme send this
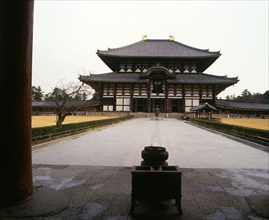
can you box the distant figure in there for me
[154,106,160,118]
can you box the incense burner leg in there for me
[176,198,183,215]
[130,195,135,214]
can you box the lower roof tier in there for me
[79,72,238,95]
[80,72,238,84]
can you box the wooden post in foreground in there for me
[0,0,34,205]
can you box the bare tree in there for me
[46,81,93,127]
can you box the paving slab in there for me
[0,165,268,220]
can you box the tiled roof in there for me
[216,100,269,111]
[32,100,99,108]
[80,73,146,83]
[32,101,56,107]
[97,39,220,58]
[172,73,238,84]
[191,102,217,112]
[80,72,238,84]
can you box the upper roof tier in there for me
[97,39,221,72]
[98,39,220,57]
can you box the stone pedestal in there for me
[130,165,183,215]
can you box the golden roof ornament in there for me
[142,35,147,41]
[169,35,174,41]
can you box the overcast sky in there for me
[32,1,268,98]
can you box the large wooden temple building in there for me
[79,37,238,113]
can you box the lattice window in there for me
[103,105,113,112]
[185,98,199,112]
[116,98,130,112]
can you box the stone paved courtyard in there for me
[1,118,268,219]
[32,118,268,169]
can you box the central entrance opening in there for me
[132,98,184,113]
[150,98,165,112]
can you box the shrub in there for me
[32,115,133,144]
[190,119,269,147]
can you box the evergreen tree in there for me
[32,86,43,101]
[224,89,269,103]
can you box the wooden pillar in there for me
[113,83,116,111]
[146,98,150,112]
[132,84,137,112]
[199,85,203,103]
[212,85,216,104]
[130,84,133,112]
[165,82,168,113]
[0,0,34,205]
[99,84,104,111]
[182,85,186,114]
[134,99,137,112]
[147,83,150,112]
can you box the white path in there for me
[32,118,269,168]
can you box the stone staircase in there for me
[131,112,184,119]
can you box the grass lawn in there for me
[221,118,269,131]
[32,115,117,128]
